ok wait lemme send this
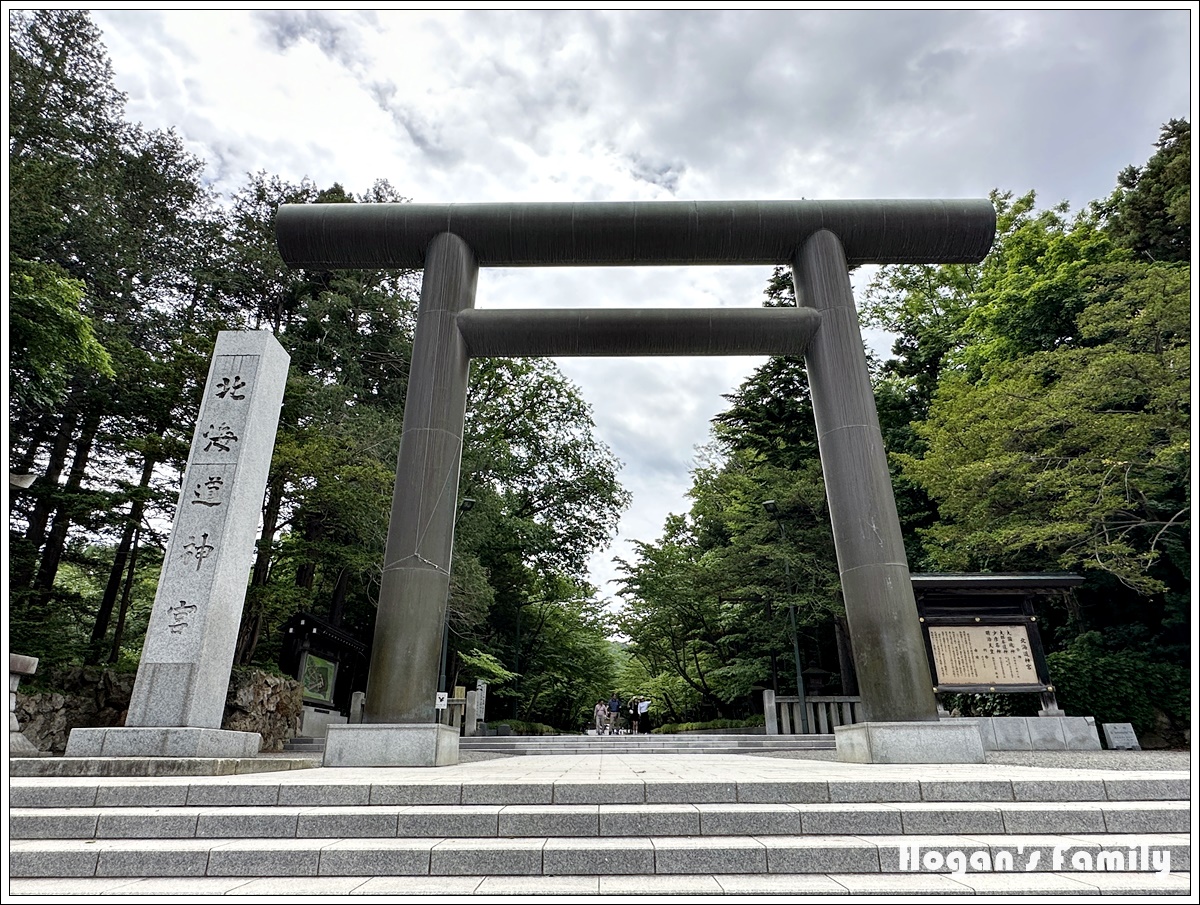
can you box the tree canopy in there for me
[8,11,629,731]
[616,121,1190,735]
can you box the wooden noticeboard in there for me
[911,574,1075,695]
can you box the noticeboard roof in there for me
[911,573,1084,596]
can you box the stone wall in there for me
[14,666,303,755]
[15,667,135,755]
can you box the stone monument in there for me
[277,200,996,765]
[66,331,289,758]
[10,653,40,755]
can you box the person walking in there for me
[627,697,640,734]
[607,693,621,735]
[593,700,607,735]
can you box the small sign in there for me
[435,691,448,711]
[1102,722,1141,750]
[475,680,487,719]
[299,652,337,707]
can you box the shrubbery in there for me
[1046,632,1189,738]
[494,719,563,736]
[652,715,765,735]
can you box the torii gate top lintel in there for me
[276,198,996,270]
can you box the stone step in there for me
[10,833,1189,878]
[7,871,1194,896]
[7,756,317,778]
[11,774,1188,809]
[461,734,830,745]
[458,744,832,749]
[277,733,838,757]
[10,801,1191,840]
[463,742,835,752]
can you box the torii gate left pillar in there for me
[324,233,477,768]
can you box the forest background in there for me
[8,11,1190,739]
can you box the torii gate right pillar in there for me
[794,230,969,756]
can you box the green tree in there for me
[224,175,419,665]
[615,268,851,722]
[1097,118,1190,264]
[8,258,113,412]
[7,13,632,702]
[9,11,230,664]
[866,125,1190,670]
[905,254,1189,595]
[448,358,630,726]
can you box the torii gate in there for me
[276,200,996,765]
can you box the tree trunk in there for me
[107,523,142,663]
[31,408,100,595]
[11,410,51,474]
[88,452,157,663]
[294,512,320,591]
[11,405,78,592]
[234,473,283,665]
[328,567,350,627]
[834,615,860,696]
[234,603,264,667]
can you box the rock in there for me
[223,669,302,753]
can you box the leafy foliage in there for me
[8,11,630,733]
[8,258,114,411]
[1047,633,1189,737]
[616,282,844,722]
[899,225,1189,598]
[653,716,764,735]
[1096,118,1190,264]
[619,122,1190,732]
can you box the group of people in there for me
[592,693,649,735]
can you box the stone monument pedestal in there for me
[835,720,985,764]
[65,726,262,758]
[323,723,459,767]
[964,715,1102,751]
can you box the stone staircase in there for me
[280,735,327,756]
[282,730,835,758]
[466,732,835,755]
[279,724,830,753]
[9,755,1191,895]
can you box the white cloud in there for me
[89,8,1194,598]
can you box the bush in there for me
[938,692,1040,718]
[1046,632,1189,738]
[496,719,564,736]
[652,716,764,734]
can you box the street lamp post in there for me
[763,500,810,734]
[438,497,476,695]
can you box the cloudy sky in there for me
[89,8,1194,598]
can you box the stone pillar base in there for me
[299,705,348,738]
[323,723,459,767]
[65,727,262,758]
[11,729,41,756]
[835,720,984,764]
